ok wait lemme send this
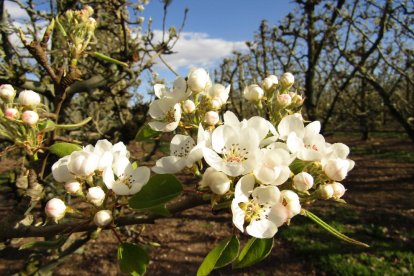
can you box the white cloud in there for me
[4,0,29,20]
[152,30,247,71]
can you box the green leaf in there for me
[38,119,56,132]
[117,243,149,275]
[233,237,273,269]
[197,236,239,276]
[149,204,171,217]
[129,174,182,210]
[302,209,369,247]
[49,142,81,157]
[135,124,159,141]
[20,235,68,250]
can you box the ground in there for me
[0,133,413,275]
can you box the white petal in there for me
[268,203,289,227]
[234,174,255,201]
[113,156,130,177]
[129,166,151,194]
[148,121,168,131]
[247,116,270,141]
[154,84,167,98]
[278,115,305,140]
[252,186,280,205]
[246,219,278,239]
[112,182,131,196]
[287,132,304,154]
[305,121,321,135]
[102,168,116,189]
[222,162,245,177]
[271,167,291,186]
[223,111,240,127]
[330,143,350,159]
[231,200,245,233]
[94,139,113,154]
[152,156,187,174]
[203,148,226,173]
[170,135,195,156]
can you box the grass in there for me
[278,205,414,275]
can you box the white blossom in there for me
[293,172,314,192]
[67,151,99,177]
[243,84,264,101]
[18,90,41,107]
[323,158,354,181]
[64,181,81,195]
[0,84,16,102]
[182,100,195,113]
[204,111,220,125]
[45,198,66,222]
[199,167,231,195]
[94,210,113,227]
[148,98,181,132]
[21,110,39,125]
[187,68,210,93]
[331,182,346,199]
[279,72,294,89]
[253,148,293,186]
[262,75,278,91]
[52,156,75,183]
[86,186,106,206]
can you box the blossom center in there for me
[222,144,248,163]
[118,173,133,189]
[239,199,270,223]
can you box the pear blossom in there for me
[52,156,75,183]
[204,111,219,125]
[4,108,19,120]
[262,75,278,91]
[86,186,105,206]
[253,148,293,186]
[280,190,301,218]
[187,68,210,93]
[206,84,230,108]
[45,198,66,222]
[84,140,130,172]
[0,84,16,102]
[279,72,294,89]
[148,98,181,132]
[323,158,354,181]
[277,93,292,106]
[243,84,264,101]
[152,134,203,174]
[67,151,99,177]
[154,76,190,102]
[21,110,39,125]
[331,182,346,199]
[94,210,113,227]
[231,174,286,238]
[18,90,41,107]
[293,172,314,192]
[183,100,195,113]
[64,181,81,195]
[199,167,231,195]
[319,184,334,199]
[103,160,150,196]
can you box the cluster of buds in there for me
[244,72,304,124]
[147,68,230,132]
[46,140,150,227]
[57,5,97,59]
[148,68,354,239]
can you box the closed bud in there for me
[199,167,231,195]
[86,186,105,206]
[318,184,334,199]
[182,100,195,113]
[277,93,292,107]
[65,181,81,195]
[293,172,314,192]
[0,84,16,102]
[18,90,41,107]
[94,210,113,228]
[22,110,39,125]
[211,98,222,109]
[243,84,264,101]
[331,182,346,199]
[279,72,295,89]
[45,198,66,222]
[68,151,99,177]
[291,93,304,106]
[262,75,278,91]
[324,158,352,181]
[4,108,19,120]
[204,111,219,126]
[187,68,209,93]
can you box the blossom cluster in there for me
[47,139,150,227]
[148,69,354,239]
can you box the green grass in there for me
[278,205,414,275]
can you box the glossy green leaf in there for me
[233,237,273,269]
[135,124,159,141]
[302,209,369,247]
[197,235,239,276]
[128,174,182,210]
[118,243,149,275]
[149,204,171,217]
[38,119,56,132]
[49,142,81,157]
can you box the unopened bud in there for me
[277,93,292,107]
[204,111,219,126]
[187,68,209,93]
[293,172,313,192]
[18,90,41,107]
[318,184,334,199]
[4,108,19,120]
[262,75,278,91]
[182,100,195,113]
[22,110,39,125]
[279,72,294,89]
[86,186,105,206]
[324,158,352,181]
[243,84,264,101]
[65,181,81,195]
[68,151,99,177]
[199,167,231,195]
[0,84,16,102]
[45,198,66,222]
[94,210,113,227]
[331,182,346,199]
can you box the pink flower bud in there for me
[22,110,39,125]
[4,108,19,120]
[279,72,295,89]
[204,111,219,126]
[45,198,66,221]
[187,68,209,93]
[293,172,314,192]
[18,90,41,107]
[182,100,195,113]
[86,186,105,206]
[64,181,81,195]
[277,93,292,106]
[0,84,16,102]
[94,210,113,227]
